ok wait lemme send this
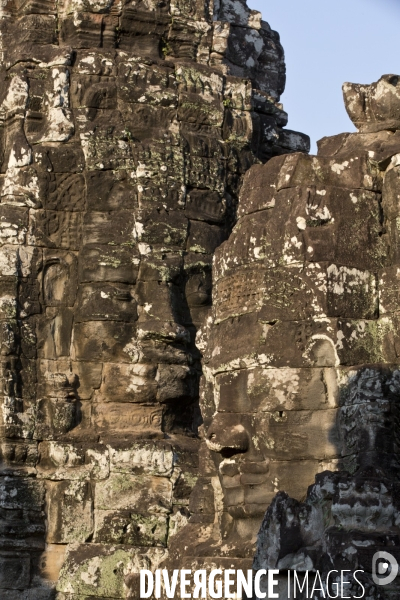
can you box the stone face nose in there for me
[205,413,249,456]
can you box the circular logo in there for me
[372,552,398,586]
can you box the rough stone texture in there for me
[344,74,400,133]
[0,0,308,597]
[6,0,400,596]
[159,75,400,598]
[247,79,400,598]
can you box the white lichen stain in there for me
[350,193,358,204]
[331,161,349,175]
[80,557,101,586]
[296,217,306,230]
[138,243,151,256]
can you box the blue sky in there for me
[248,0,400,152]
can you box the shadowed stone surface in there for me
[0,0,308,597]
[253,366,400,599]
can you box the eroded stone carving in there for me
[163,75,400,594]
[0,0,308,597]
[6,0,400,596]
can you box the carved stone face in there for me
[202,136,391,542]
[0,55,246,442]
[0,26,306,443]
[0,0,312,594]
[205,365,340,522]
[0,0,313,455]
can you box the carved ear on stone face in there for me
[42,254,77,307]
[185,271,212,307]
[306,337,338,367]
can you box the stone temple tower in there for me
[0,0,308,597]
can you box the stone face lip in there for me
[343,74,400,132]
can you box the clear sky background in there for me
[248,0,400,153]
